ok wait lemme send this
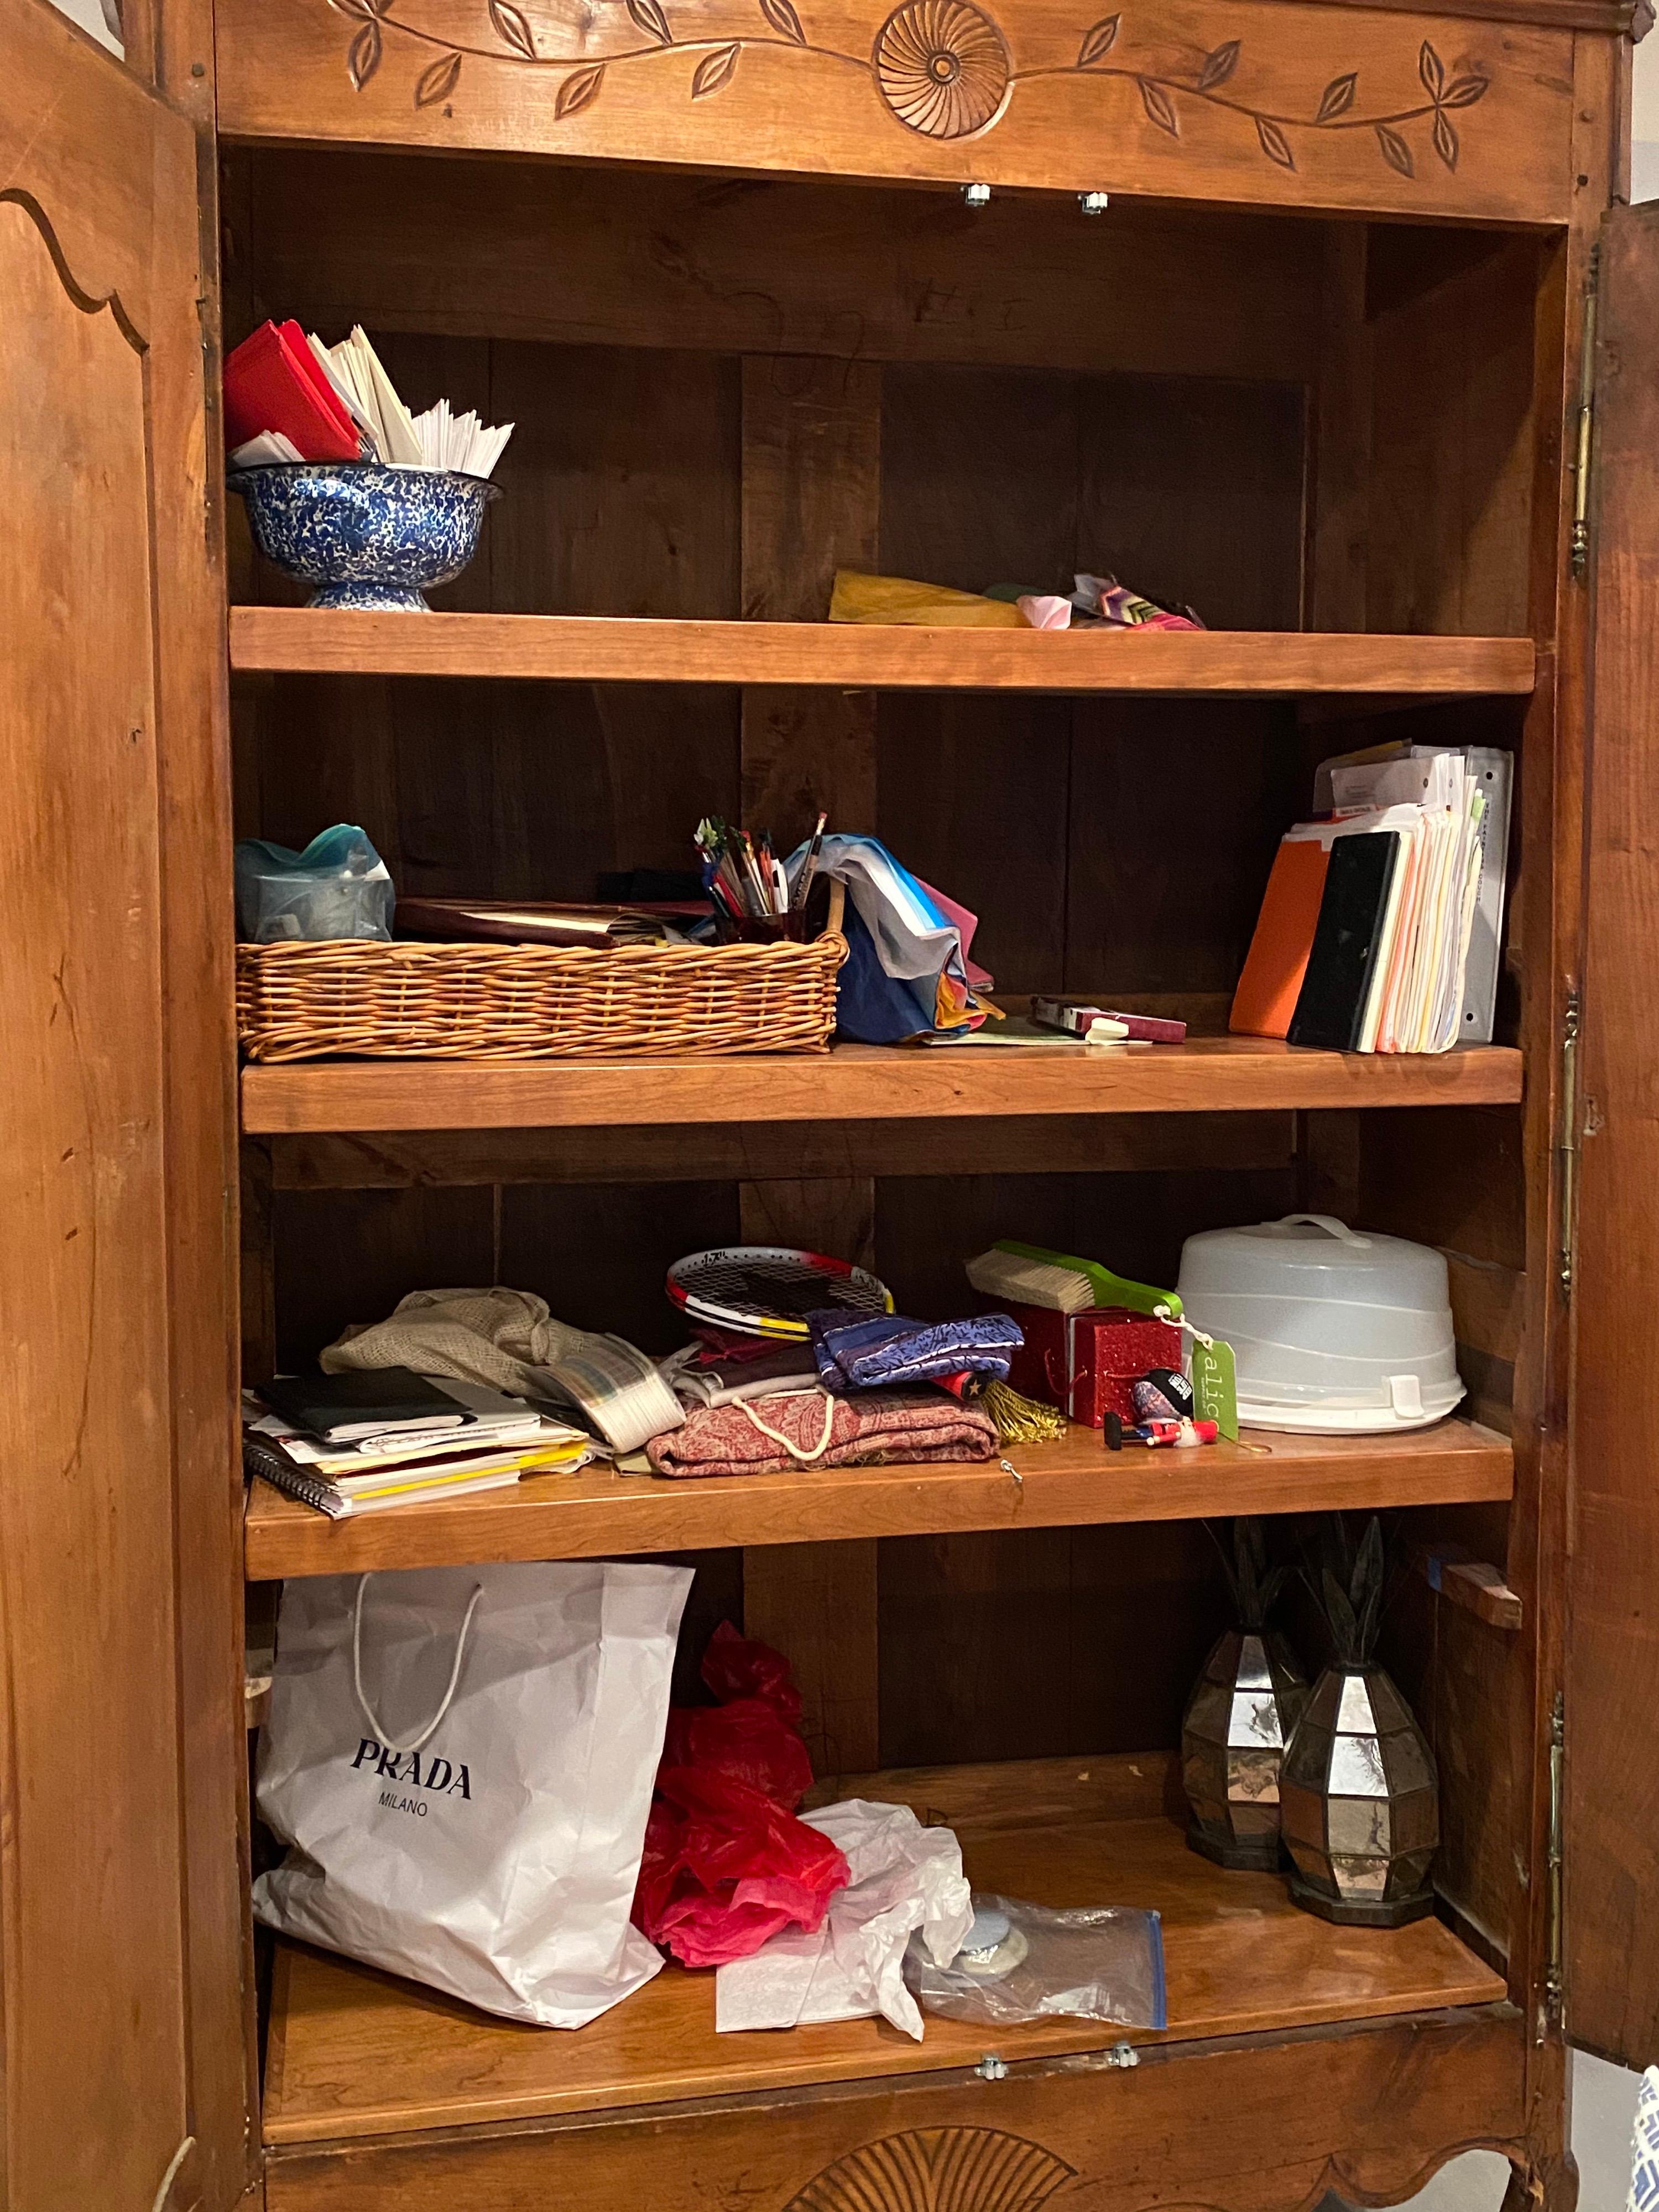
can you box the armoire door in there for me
[0,3,250,2209]
[1567,196,1659,2074]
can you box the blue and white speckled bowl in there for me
[229,462,502,611]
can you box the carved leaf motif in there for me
[1439,72,1488,108]
[415,49,461,103]
[1418,38,1444,96]
[1432,106,1458,168]
[1138,76,1179,134]
[488,0,538,56]
[1076,13,1119,64]
[347,18,380,86]
[692,40,739,93]
[555,60,606,113]
[1375,121,1414,176]
[1197,38,1239,90]
[1315,71,1355,121]
[327,0,382,19]
[760,0,807,44]
[1256,114,1294,168]
[627,0,674,45]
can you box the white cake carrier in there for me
[1175,1214,1464,1434]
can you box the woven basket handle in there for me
[822,878,846,939]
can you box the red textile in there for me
[633,1768,848,1969]
[633,1622,844,1967]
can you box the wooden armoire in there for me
[4,0,1658,2200]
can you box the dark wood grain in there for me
[265,1110,1296,1188]
[1564,198,1659,2074]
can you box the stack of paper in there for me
[1232,744,1510,1055]
[242,1379,592,1518]
[227,319,514,479]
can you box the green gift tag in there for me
[1188,1334,1239,1442]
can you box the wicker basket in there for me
[236,925,847,1063]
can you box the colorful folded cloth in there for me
[808,1311,1022,1392]
[645,1387,999,1479]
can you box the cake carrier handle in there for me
[1278,1213,1373,1248]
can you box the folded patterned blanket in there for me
[646,1386,999,1479]
[809,1311,1022,1392]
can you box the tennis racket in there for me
[666,1246,893,1340]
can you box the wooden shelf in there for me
[260,1753,1506,2146]
[241,1037,1523,1136]
[228,609,1537,697]
[245,1418,1512,1579]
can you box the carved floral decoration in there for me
[783,2127,1077,2212]
[326,0,1489,175]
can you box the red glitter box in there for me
[1003,1303,1184,1427]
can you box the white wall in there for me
[1635,30,1659,199]
[42,0,122,56]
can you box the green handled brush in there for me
[966,1240,1182,1319]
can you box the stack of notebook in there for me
[242,1368,592,1518]
[1231,742,1511,1054]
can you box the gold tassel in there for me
[982,1379,1067,1443]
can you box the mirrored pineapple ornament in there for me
[1280,1514,1439,1927]
[1182,1519,1309,1871]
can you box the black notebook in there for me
[1287,831,1400,1052]
[258,1366,469,1443]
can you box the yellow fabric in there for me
[829,569,1028,628]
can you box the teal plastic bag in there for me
[234,824,393,944]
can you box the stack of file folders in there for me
[1231,742,1512,1053]
[242,1367,593,1518]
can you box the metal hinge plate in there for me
[1558,988,1580,1298]
[1546,1691,1565,2027]
[1572,246,1600,581]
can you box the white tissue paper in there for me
[715,1798,973,2040]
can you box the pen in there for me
[791,810,828,914]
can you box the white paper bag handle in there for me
[352,1574,484,1755]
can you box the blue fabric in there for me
[832,902,939,1044]
[810,1310,1022,1391]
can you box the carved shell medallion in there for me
[872,0,1012,138]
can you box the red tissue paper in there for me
[633,1623,848,1969]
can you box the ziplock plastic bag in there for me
[234,822,393,943]
[904,1891,1167,2029]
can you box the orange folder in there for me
[1230,832,1333,1039]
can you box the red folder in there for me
[1230,831,1333,1039]
[223,321,359,462]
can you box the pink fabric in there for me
[918,879,994,993]
[645,1387,999,1479]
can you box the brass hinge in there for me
[1558,987,1580,1298]
[1572,244,1600,581]
[1546,1691,1565,2027]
